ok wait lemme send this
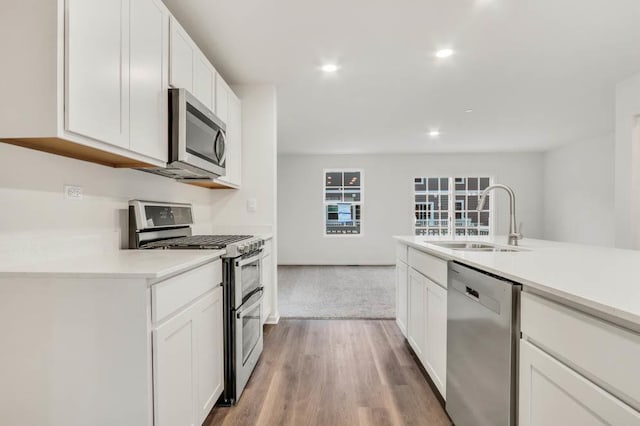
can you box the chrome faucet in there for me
[478,183,523,246]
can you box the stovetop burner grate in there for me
[141,235,252,250]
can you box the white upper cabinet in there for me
[193,53,215,111]
[130,0,169,162]
[215,74,230,123]
[169,17,194,93]
[215,86,242,188]
[65,0,129,148]
[169,16,216,111]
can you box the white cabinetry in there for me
[153,301,198,426]
[215,74,230,123]
[169,17,194,92]
[520,292,640,424]
[519,340,640,426]
[169,16,216,111]
[0,0,170,167]
[0,257,224,426]
[407,267,427,360]
[152,262,224,426]
[261,239,275,324]
[66,0,129,148]
[403,246,448,399]
[130,0,169,162]
[396,259,408,336]
[215,86,242,188]
[194,288,224,423]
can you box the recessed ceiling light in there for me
[321,64,339,73]
[429,130,441,138]
[435,49,454,58]
[465,109,473,113]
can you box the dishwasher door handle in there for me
[465,286,480,299]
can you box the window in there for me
[414,177,492,236]
[324,170,362,235]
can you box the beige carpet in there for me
[278,265,395,319]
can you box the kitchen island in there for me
[394,235,640,425]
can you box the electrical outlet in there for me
[64,185,83,200]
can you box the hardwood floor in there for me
[206,319,451,426]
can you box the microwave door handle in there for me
[217,130,227,165]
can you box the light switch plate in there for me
[64,184,83,200]
[247,198,257,212]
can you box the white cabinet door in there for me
[129,0,168,162]
[396,260,408,337]
[153,304,197,426]
[66,0,129,148]
[193,53,215,111]
[425,278,447,398]
[169,17,194,92]
[215,74,229,123]
[193,287,224,424]
[216,89,242,187]
[407,268,426,360]
[519,340,640,426]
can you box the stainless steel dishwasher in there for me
[446,261,521,426]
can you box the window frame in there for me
[323,168,364,237]
[413,176,495,237]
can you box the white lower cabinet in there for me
[154,302,198,426]
[407,266,447,398]
[261,241,274,324]
[396,259,408,336]
[154,286,224,426]
[424,278,447,397]
[194,288,224,424]
[519,340,640,425]
[407,267,426,360]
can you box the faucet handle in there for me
[517,222,524,239]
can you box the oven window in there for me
[240,259,261,301]
[242,303,261,364]
[186,103,219,163]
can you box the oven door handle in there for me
[235,249,263,267]
[236,288,263,319]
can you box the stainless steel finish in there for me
[137,88,226,180]
[478,183,523,246]
[129,200,193,231]
[429,241,527,253]
[224,238,264,258]
[233,251,263,308]
[446,262,521,426]
[234,289,263,402]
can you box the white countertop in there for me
[0,249,225,280]
[394,235,640,329]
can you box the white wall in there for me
[615,72,640,249]
[0,143,213,261]
[543,134,615,247]
[278,152,544,265]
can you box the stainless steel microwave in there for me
[169,88,226,178]
[139,88,226,180]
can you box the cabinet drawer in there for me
[407,248,447,288]
[522,292,640,410]
[152,260,222,323]
[396,243,408,263]
[519,340,640,426]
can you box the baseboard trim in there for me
[265,313,280,324]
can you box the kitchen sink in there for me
[428,241,526,253]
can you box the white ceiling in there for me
[163,0,640,154]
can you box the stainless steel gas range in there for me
[129,200,264,405]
